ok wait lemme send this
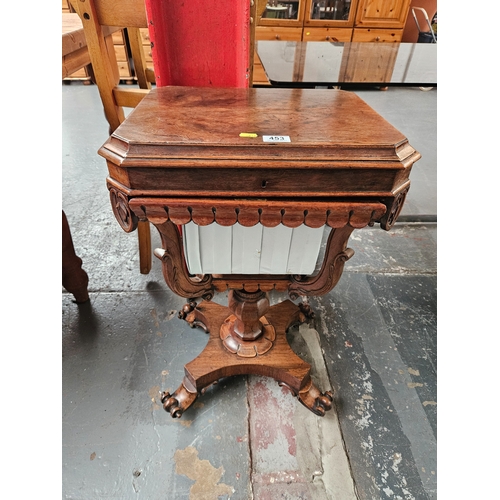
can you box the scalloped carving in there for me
[129,198,386,229]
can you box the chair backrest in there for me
[71,0,153,132]
[85,0,147,27]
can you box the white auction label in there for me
[263,135,291,143]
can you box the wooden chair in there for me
[70,0,155,274]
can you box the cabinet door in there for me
[304,0,359,27]
[355,0,411,29]
[257,0,306,27]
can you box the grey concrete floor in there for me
[62,83,437,499]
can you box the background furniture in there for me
[256,0,411,40]
[62,13,120,80]
[62,0,153,84]
[62,0,91,82]
[70,0,155,274]
[62,13,96,303]
[256,40,437,87]
[62,211,89,303]
[62,13,91,80]
[99,86,420,418]
[402,0,437,42]
[253,0,412,84]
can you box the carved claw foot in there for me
[298,379,334,416]
[178,300,209,333]
[178,300,198,320]
[160,382,198,418]
[298,302,315,321]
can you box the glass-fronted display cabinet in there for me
[256,0,360,27]
[253,0,412,83]
[304,0,358,25]
[256,0,306,27]
[257,0,411,31]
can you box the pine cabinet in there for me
[302,27,353,42]
[303,0,359,28]
[352,0,411,42]
[253,0,411,84]
[355,0,411,29]
[256,0,307,27]
[112,31,133,82]
[255,0,411,43]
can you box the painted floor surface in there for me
[62,83,437,500]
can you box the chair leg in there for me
[137,221,152,274]
[62,211,89,303]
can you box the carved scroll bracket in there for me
[380,186,410,231]
[288,225,355,299]
[153,220,215,300]
[109,187,138,233]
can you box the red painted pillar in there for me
[144,0,251,88]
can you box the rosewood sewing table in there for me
[99,86,420,418]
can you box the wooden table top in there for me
[104,86,413,162]
[256,41,437,88]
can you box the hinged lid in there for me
[99,87,418,166]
